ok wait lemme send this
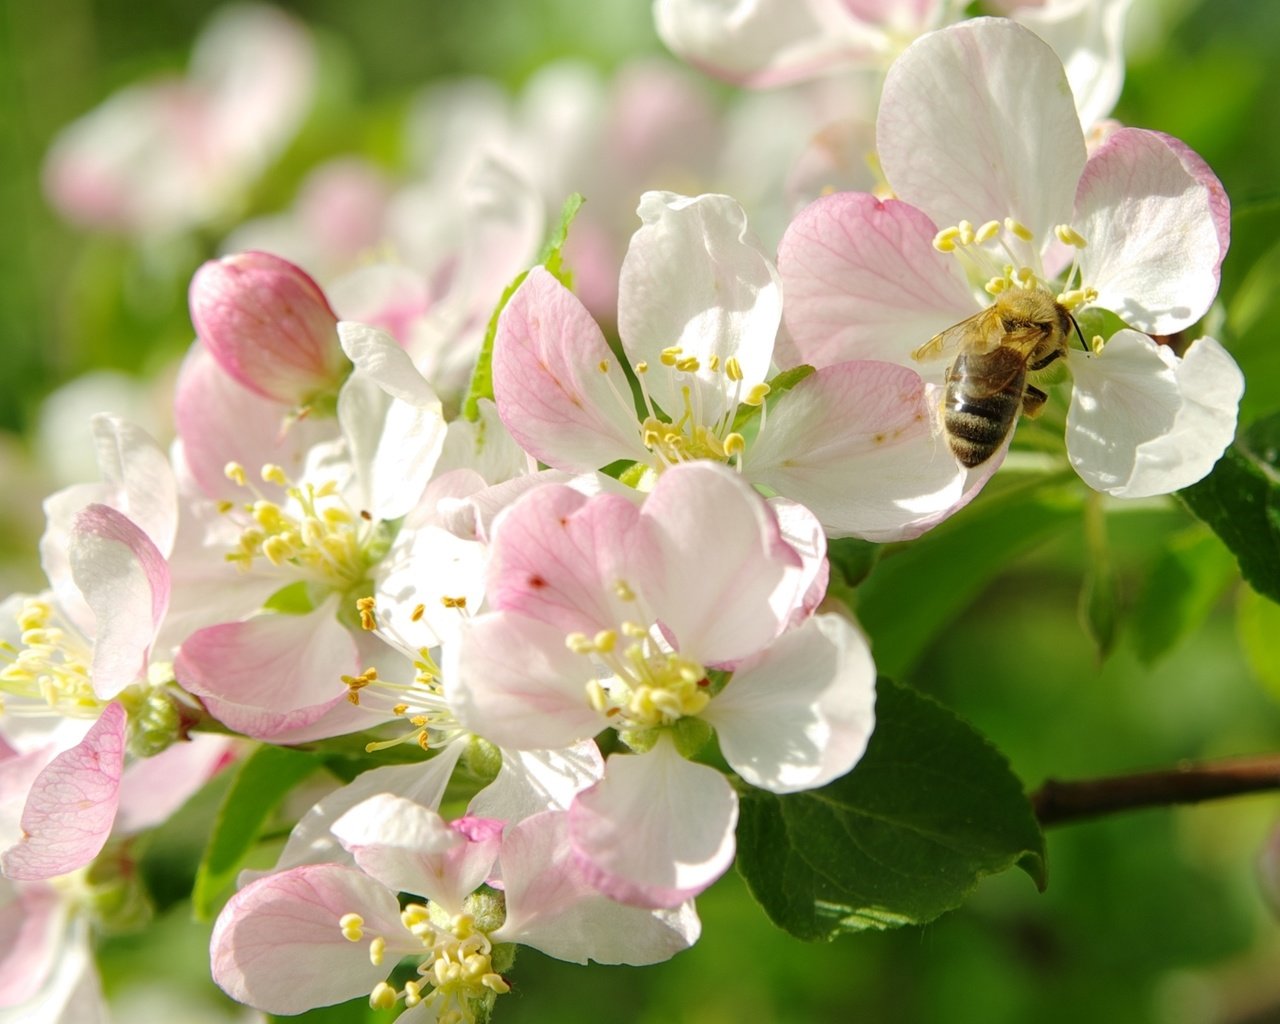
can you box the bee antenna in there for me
[1069,313,1088,352]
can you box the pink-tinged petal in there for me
[778,192,978,369]
[0,744,59,850]
[705,613,876,793]
[655,0,871,87]
[785,116,880,213]
[210,863,401,1016]
[467,743,606,824]
[1,908,103,1024]
[638,462,798,664]
[332,795,502,913]
[86,413,178,557]
[878,18,1085,237]
[493,810,700,965]
[491,267,647,473]
[444,612,604,751]
[327,263,429,345]
[744,361,973,541]
[619,192,780,427]
[189,251,346,406]
[69,504,169,700]
[1013,0,1131,129]
[1066,332,1243,499]
[0,878,65,1005]
[243,751,464,886]
[486,484,647,635]
[175,602,358,739]
[768,497,830,628]
[2,703,126,881]
[1075,128,1230,334]
[173,344,333,503]
[115,734,234,835]
[569,739,738,909]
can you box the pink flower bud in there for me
[188,251,346,406]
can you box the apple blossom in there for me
[494,189,988,541]
[211,797,698,1020]
[777,18,1242,498]
[446,461,876,907]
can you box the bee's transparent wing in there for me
[910,308,1001,362]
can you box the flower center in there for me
[341,906,509,1024]
[566,615,711,734]
[219,462,385,592]
[932,217,1098,311]
[0,598,100,719]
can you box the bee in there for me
[912,288,1085,468]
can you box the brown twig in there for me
[1032,754,1280,827]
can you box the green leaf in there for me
[1131,528,1238,664]
[1078,491,1120,661]
[1237,583,1280,702]
[193,745,320,920]
[731,363,815,433]
[827,537,881,590]
[462,193,584,422]
[1179,412,1280,604]
[854,476,1083,678]
[735,678,1046,941]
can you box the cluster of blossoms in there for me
[2,6,1245,1023]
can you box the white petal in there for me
[704,614,876,793]
[619,192,780,427]
[467,743,605,823]
[1066,331,1242,498]
[568,740,737,909]
[1075,128,1230,334]
[878,18,1085,238]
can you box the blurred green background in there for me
[4,0,1280,1021]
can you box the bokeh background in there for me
[3,1,1280,1021]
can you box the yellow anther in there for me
[369,982,398,1011]
[315,480,339,498]
[322,507,353,526]
[441,595,467,610]
[1004,217,1034,241]
[675,356,700,372]
[1055,224,1088,248]
[1083,286,1098,303]
[411,603,425,622]
[1056,288,1087,309]
[566,632,595,655]
[216,499,234,514]
[708,354,720,372]
[402,904,430,928]
[724,432,746,456]
[392,703,409,715]
[339,913,365,941]
[586,679,609,712]
[403,980,423,1007]
[261,536,293,566]
[614,580,636,602]
[484,974,511,995]
[634,361,649,374]
[933,226,961,252]
[369,935,387,966]
[1091,334,1105,354]
[743,382,771,407]
[621,620,648,638]
[594,629,617,653]
[261,463,287,485]
[957,220,975,245]
[975,220,1001,243]
[660,346,682,366]
[224,462,247,486]
[1015,266,1036,287]
[357,596,377,631]
[597,359,610,373]
[985,276,1009,295]
[725,356,743,382]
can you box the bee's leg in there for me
[1021,384,1049,419]
[1029,347,1062,372]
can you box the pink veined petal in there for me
[637,462,799,664]
[86,413,178,557]
[654,0,874,87]
[767,497,830,630]
[115,734,234,835]
[704,613,877,793]
[493,810,701,965]
[332,795,502,914]
[2,703,126,881]
[4,912,104,1024]
[777,191,978,369]
[878,18,1085,239]
[0,744,60,850]
[1012,0,1132,129]
[1075,128,1230,335]
[568,739,738,909]
[69,504,169,700]
[467,742,606,824]
[175,601,358,739]
[210,863,402,1016]
[492,267,647,472]
[743,361,970,542]
[0,878,66,1006]
[173,343,333,503]
[619,192,780,428]
[485,483,648,635]
[1066,332,1243,498]
[444,612,605,752]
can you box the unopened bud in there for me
[188,251,347,406]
